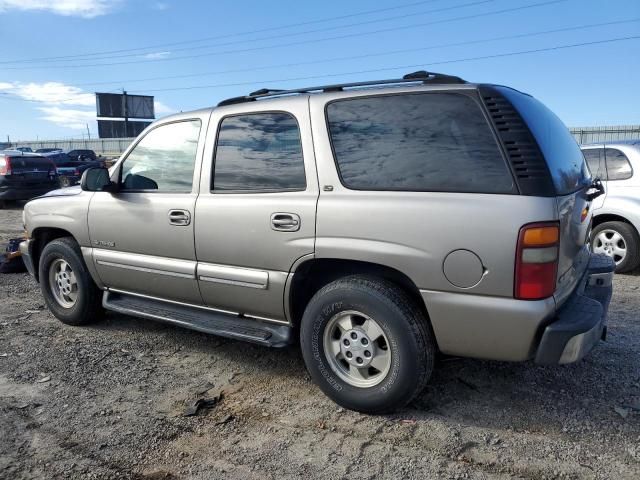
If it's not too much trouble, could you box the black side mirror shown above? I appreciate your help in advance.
[586,178,605,201]
[81,167,117,192]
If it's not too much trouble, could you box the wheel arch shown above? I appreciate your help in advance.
[30,227,78,282]
[288,258,431,329]
[592,213,638,233]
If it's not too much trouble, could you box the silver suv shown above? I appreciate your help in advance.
[581,141,640,273]
[20,72,614,413]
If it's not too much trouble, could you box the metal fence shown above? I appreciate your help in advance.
[6,125,640,156]
[569,125,640,144]
[7,138,136,157]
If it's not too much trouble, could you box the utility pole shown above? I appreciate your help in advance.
[123,90,129,138]
[86,123,91,140]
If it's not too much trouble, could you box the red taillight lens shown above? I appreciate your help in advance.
[74,168,80,176]
[0,156,12,175]
[515,222,559,300]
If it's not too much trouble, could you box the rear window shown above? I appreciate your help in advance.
[326,92,515,193]
[605,148,633,180]
[496,87,590,195]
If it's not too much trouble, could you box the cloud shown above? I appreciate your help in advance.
[154,100,174,115]
[2,80,173,131]
[37,106,95,130]
[0,0,118,18]
[142,51,171,60]
[0,82,94,106]
[1,81,96,129]
[153,2,169,10]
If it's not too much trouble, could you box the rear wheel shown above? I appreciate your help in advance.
[300,275,435,413]
[591,221,640,273]
[39,237,104,325]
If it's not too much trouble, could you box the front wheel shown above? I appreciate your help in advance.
[39,237,104,325]
[591,221,640,273]
[300,275,435,413]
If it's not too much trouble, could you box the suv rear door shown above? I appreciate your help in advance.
[194,97,318,322]
[496,87,593,304]
[1,153,56,187]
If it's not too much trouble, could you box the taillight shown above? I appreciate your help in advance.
[48,161,57,176]
[0,156,12,175]
[74,168,80,176]
[515,222,560,300]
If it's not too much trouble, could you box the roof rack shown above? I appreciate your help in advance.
[217,70,466,107]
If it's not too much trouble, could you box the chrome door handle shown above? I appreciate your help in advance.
[168,209,191,226]
[271,213,300,232]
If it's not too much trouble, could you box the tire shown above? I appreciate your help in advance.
[300,275,435,414]
[59,176,71,188]
[591,221,640,273]
[38,237,104,325]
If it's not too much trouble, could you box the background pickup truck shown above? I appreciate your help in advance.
[42,150,104,187]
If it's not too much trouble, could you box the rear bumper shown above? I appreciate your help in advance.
[535,254,615,365]
[19,239,36,278]
[0,182,58,200]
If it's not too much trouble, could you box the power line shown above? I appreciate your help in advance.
[1,0,497,65]
[2,36,636,105]
[1,0,568,70]
[71,19,639,89]
[0,0,448,64]
[122,36,640,94]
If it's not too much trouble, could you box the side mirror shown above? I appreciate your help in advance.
[81,167,117,192]
[586,178,605,201]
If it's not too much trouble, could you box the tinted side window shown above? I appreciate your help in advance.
[326,93,514,193]
[120,119,201,192]
[213,113,306,192]
[605,148,633,180]
[583,148,606,180]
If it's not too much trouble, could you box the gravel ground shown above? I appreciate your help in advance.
[0,203,639,480]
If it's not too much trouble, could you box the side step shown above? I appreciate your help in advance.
[103,290,292,347]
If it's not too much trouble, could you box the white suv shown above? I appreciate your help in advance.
[582,140,640,272]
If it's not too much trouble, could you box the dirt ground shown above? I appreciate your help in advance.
[1,202,639,480]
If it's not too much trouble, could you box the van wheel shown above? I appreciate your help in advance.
[39,237,104,325]
[300,275,435,414]
[592,221,640,273]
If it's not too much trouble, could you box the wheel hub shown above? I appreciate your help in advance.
[593,229,626,264]
[339,328,376,368]
[323,310,392,388]
[48,258,78,308]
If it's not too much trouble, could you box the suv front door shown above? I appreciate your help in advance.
[88,116,207,304]
[194,98,318,322]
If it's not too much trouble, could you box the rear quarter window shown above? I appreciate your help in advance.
[496,87,591,195]
[326,92,515,193]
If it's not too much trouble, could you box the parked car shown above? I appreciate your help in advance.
[0,150,58,208]
[20,71,614,413]
[581,141,640,273]
[35,148,63,154]
[14,147,33,153]
[41,151,103,187]
[67,149,98,162]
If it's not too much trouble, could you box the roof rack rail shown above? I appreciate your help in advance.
[217,70,466,107]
